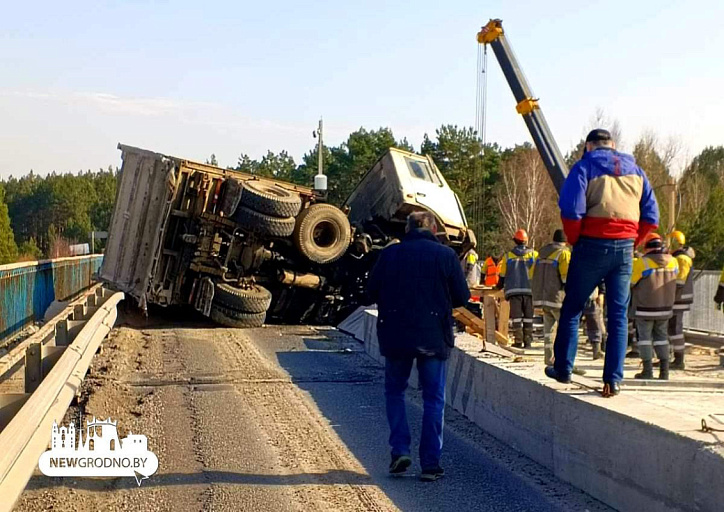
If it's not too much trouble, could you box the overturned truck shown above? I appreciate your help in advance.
[100,144,473,326]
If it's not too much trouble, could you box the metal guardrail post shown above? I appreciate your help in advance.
[24,343,41,393]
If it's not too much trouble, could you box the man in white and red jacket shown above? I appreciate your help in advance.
[545,129,659,397]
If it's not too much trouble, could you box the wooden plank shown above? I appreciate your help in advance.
[482,297,498,345]
[499,299,510,338]
[453,307,487,350]
[453,307,486,330]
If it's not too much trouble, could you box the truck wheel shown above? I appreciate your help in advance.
[234,206,296,237]
[210,304,266,328]
[240,181,302,218]
[214,283,271,314]
[293,204,351,264]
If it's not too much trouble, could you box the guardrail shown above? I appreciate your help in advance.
[0,286,123,512]
[0,255,103,342]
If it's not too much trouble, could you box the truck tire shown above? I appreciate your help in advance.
[214,283,271,314]
[293,204,351,264]
[240,181,302,218]
[234,206,296,237]
[210,304,266,328]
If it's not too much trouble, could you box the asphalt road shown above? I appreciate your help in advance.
[14,312,611,512]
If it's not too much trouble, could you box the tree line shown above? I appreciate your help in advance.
[0,122,722,269]
[0,168,117,262]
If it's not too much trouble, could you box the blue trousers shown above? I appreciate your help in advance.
[385,355,447,469]
[553,237,634,383]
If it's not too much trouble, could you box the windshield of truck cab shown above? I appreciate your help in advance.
[405,157,442,186]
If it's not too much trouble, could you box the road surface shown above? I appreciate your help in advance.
[14,310,610,511]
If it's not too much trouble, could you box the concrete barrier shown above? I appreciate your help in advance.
[0,255,103,342]
[359,309,723,512]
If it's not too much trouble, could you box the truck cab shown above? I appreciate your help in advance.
[344,148,473,250]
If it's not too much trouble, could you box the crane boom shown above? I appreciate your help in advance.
[477,19,568,193]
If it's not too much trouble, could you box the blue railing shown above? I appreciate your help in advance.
[0,255,103,342]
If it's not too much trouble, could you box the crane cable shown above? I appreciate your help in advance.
[473,42,489,241]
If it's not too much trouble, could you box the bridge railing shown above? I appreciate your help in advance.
[0,255,103,342]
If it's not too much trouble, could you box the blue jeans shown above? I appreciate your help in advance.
[553,237,634,383]
[385,355,447,469]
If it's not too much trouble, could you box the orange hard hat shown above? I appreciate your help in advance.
[642,232,662,245]
[513,229,528,244]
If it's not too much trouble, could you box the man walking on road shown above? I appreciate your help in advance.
[367,211,470,481]
[546,128,659,397]
[531,229,570,365]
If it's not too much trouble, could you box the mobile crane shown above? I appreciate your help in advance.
[477,19,569,192]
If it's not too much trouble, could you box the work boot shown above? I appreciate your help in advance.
[670,352,685,370]
[592,342,602,360]
[659,359,670,380]
[572,366,587,376]
[544,348,554,366]
[634,360,654,379]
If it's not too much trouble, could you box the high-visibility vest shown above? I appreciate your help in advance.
[483,257,499,287]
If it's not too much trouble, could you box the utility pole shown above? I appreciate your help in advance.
[314,118,327,192]
[667,176,677,233]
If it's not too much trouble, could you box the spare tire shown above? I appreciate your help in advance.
[234,206,296,237]
[210,304,266,328]
[293,204,352,264]
[240,181,302,218]
[219,178,243,217]
[214,283,271,313]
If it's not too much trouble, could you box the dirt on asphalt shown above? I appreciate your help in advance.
[14,312,397,512]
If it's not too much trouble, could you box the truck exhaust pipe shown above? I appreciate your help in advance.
[278,269,325,290]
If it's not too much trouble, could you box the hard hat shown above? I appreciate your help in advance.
[642,232,662,250]
[513,229,528,244]
[670,230,685,246]
[642,232,661,245]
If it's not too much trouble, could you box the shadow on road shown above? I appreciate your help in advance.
[24,468,373,491]
[271,331,582,512]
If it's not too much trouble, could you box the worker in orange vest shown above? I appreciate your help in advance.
[481,256,500,287]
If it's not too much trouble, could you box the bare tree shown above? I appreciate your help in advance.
[495,146,559,249]
[589,108,623,148]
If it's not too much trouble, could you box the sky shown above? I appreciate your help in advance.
[1,0,722,178]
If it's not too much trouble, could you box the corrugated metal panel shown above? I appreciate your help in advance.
[683,270,724,334]
[99,145,176,308]
[0,255,103,341]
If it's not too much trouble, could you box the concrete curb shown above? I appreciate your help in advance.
[359,309,723,512]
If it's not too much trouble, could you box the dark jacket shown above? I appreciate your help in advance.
[498,245,537,299]
[367,229,470,360]
[531,242,570,309]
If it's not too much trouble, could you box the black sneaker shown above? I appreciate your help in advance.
[544,365,571,384]
[420,466,445,482]
[389,455,412,475]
